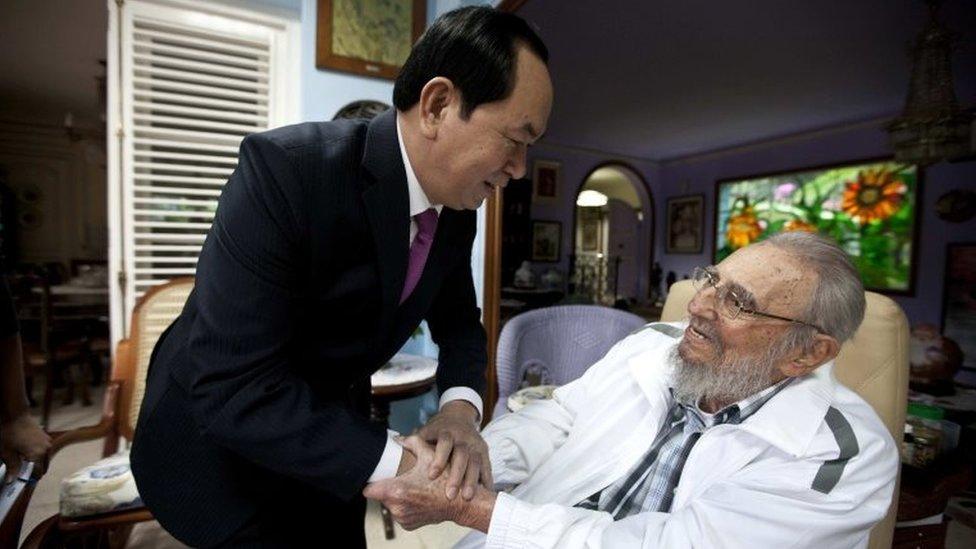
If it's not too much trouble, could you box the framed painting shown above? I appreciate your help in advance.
[666,194,704,254]
[316,0,426,80]
[532,160,560,203]
[714,158,920,294]
[942,243,976,384]
[531,220,561,262]
[578,208,601,252]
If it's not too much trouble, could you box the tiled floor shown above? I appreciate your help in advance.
[19,386,976,548]
[18,385,469,548]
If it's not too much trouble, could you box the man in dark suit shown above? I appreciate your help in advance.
[130,6,553,548]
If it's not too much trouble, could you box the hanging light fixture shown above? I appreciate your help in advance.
[576,190,608,207]
[887,0,973,165]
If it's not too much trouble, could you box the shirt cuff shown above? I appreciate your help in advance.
[485,491,527,548]
[439,386,484,422]
[367,429,403,482]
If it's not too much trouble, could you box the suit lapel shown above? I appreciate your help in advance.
[361,109,410,322]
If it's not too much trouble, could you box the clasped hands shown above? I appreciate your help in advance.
[363,401,496,532]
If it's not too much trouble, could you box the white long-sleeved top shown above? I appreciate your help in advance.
[456,323,899,548]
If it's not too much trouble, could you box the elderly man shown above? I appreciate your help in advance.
[366,232,899,548]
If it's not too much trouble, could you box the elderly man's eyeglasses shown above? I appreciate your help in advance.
[691,267,825,333]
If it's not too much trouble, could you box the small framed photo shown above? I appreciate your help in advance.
[531,220,561,262]
[532,160,560,202]
[666,194,704,254]
[578,208,602,252]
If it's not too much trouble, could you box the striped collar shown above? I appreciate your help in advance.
[672,376,797,427]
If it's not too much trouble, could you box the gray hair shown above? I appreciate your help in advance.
[761,232,866,348]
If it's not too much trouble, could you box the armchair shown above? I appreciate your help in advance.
[19,277,194,548]
[493,305,646,419]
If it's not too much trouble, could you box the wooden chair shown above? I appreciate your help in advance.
[0,463,44,549]
[20,277,194,549]
[9,273,92,428]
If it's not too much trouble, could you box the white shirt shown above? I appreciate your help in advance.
[456,323,898,548]
[366,115,484,482]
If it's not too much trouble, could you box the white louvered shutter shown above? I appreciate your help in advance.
[107,0,299,346]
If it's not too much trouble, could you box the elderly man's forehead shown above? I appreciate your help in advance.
[720,244,812,302]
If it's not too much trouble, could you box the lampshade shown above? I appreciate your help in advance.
[576,190,608,207]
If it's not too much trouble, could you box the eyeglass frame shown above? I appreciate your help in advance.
[691,266,827,334]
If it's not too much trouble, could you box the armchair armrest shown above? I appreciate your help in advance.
[45,380,121,467]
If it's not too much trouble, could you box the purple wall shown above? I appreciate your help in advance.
[525,144,661,289]
[656,121,976,327]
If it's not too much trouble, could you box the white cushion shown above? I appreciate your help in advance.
[60,450,142,518]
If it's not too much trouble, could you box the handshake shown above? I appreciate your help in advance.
[363,403,497,533]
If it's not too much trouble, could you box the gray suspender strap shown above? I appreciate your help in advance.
[630,323,684,339]
[811,406,860,494]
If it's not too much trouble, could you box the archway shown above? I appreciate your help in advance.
[571,163,654,307]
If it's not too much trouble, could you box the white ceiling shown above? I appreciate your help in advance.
[582,167,642,208]
[3,0,973,161]
[0,0,108,127]
[519,0,976,161]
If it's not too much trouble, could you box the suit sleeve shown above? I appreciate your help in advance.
[173,133,387,501]
[424,236,488,398]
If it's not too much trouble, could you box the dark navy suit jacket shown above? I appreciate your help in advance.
[130,109,487,547]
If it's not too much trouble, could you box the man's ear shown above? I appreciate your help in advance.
[418,77,455,139]
[780,333,840,378]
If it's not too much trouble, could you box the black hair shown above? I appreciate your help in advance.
[393,6,548,119]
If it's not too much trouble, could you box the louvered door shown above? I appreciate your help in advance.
[108,0,298,344]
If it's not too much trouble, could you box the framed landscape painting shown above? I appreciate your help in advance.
[316,0,426,80]
[715,159,920,294]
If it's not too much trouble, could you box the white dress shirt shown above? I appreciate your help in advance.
[366,115,485,482]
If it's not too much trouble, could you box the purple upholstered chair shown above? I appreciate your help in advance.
[492,305,646,419]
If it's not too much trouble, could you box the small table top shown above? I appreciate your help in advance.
[31,285,109,297]
[371,353,437,398]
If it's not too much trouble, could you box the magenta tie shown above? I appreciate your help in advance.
[400,208,439,304]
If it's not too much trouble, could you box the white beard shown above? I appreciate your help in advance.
[669,342,782,409]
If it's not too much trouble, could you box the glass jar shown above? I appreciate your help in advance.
[906,402,944,467]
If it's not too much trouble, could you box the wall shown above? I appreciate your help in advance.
[300,0,494,122]
[527,143,661,298]
[0,120,107,268]
[655,119,976,326]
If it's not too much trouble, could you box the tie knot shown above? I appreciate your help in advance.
[414,208,438,234]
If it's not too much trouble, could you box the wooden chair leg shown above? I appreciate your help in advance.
[381,504,396,540]
[42,362,55,429]
[20,515,62,549]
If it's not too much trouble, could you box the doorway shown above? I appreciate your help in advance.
[571,163,654,307]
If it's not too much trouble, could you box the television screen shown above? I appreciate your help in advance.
[715,160,919,293]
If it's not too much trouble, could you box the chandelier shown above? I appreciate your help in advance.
[887,0,973,165]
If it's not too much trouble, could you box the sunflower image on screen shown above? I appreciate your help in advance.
[716,160,918,292]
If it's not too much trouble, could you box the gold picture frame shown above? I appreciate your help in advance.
[316,0,427,80]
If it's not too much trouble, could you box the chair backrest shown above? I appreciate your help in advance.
[114,277,194,442]
[494,305,646,419]
[661,279,909,549]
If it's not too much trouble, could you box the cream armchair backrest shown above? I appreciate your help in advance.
[661,280,909,549]
[120,277,195,442]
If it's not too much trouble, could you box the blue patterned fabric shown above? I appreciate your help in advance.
[60,450,142,518]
